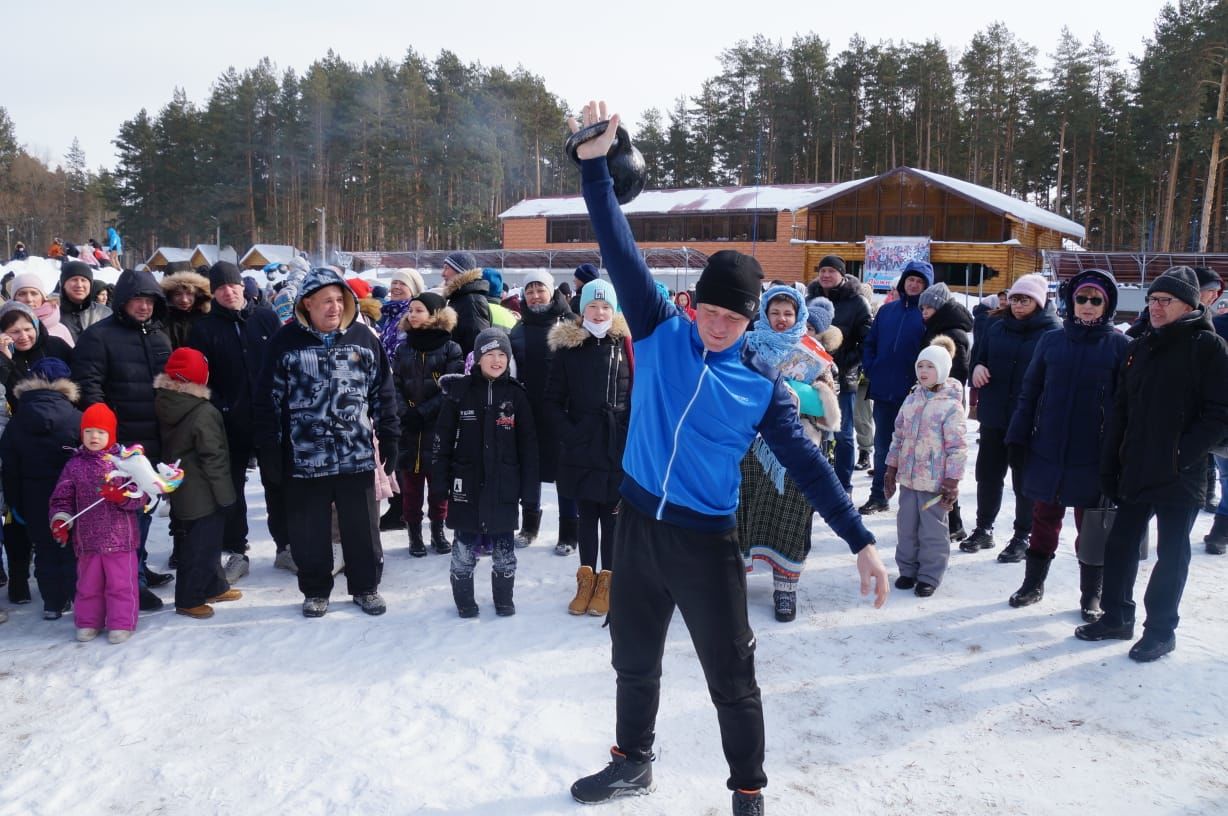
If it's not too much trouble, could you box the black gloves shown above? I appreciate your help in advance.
[379,437,398,475]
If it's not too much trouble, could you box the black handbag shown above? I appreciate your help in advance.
[1079,500,1150,566]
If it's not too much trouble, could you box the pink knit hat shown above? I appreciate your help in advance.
[1007,274,1048,305]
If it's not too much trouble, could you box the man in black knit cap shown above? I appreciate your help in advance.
[566,100,888,816]
[1077,266,1228,661]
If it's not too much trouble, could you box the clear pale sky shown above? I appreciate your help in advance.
[6,0,1166,171]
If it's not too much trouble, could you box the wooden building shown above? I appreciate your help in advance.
[498,167,1084,291]
[144,247,194,272]
[189,244,239,270]
[239,244,299,270]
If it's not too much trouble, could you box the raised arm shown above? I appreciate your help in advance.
[571,101,676,340]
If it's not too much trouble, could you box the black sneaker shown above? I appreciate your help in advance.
[997,535,1028,563]
[352,592,387,616]
[571,748,654,804]
[949,526,968,543]
[144,567,175,588]
[1128,633,1175,662]
[858,497,889,515]
[139,587,164,611]
[733,789,765,816]
[1074,619,1134,641]
[959,528,994,553]
[773,590,796,622]
[894,575,916,590]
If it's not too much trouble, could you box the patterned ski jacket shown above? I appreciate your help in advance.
[885,378,967,493]
[253,268,399,479]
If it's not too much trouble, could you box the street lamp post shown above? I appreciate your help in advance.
[210,216,220,251]
[5,226,12,260]
[315,206,327,266]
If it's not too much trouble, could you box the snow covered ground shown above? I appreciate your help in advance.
[2,423,1226,816]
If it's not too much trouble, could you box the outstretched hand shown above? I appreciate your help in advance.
[567,100,621,161]
[857,544,890,608]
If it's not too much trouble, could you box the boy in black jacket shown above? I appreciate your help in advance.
[432,327,540,617]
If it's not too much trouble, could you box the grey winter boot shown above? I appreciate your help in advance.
[1204,514,1228,555]
[997,532,1029,563]
[514,507,542,548]
[492,571,516,616]
[1008,550,1051,607]
[451,573,479,618]
[1078,561,1104,622]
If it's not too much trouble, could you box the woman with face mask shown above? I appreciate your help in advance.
[543,279,632,617]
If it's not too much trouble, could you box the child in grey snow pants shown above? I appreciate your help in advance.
[896,488,951,588]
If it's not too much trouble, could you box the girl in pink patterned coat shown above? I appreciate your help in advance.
[49,404,147,644]
[883,336,967,596]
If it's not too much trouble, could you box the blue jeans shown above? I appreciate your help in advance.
[834,389,856,492]
[451,531,516,578]
[870,399,903,502]
[1100,502,1198,639]
[1216,454,1228,515]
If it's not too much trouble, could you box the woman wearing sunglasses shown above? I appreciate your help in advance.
[1002,270,1129,619]
[964,274,1062,560]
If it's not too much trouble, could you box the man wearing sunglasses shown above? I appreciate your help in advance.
[1077,266,1228,661]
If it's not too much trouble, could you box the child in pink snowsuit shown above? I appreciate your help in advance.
[49,404,146,644]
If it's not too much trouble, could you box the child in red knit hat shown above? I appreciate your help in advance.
[49,402,148,643]
[154,348,239,619]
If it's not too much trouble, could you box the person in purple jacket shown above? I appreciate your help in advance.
[565,100,888,816]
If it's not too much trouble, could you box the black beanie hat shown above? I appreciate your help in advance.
[816,255,846,276]
[694,250,764,320]
[574,263,599,285]
[1149,266,1201,309]
[60,260,93,287]
[1194,266,1223,292]
[209,261,244,293]
[414,291,446,315]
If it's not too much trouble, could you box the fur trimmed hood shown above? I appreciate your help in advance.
[12,375,79,403]
[817,325,843,354]
[358,297,383,324]
[442,268,488,299]
[160,271,213,314]
[398,305,458,334]
[546,314,630,351]
[153,373,212,401]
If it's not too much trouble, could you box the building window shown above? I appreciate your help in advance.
[546,212,776,244]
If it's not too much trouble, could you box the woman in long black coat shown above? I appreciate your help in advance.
[0,302,74,412]
[1005,269,1129,620]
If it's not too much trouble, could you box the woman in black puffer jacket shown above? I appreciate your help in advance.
[393,293,464,556]
[543,280,632,618]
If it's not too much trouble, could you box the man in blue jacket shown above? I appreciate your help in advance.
[566,101,888,816]
[859,262,932,513]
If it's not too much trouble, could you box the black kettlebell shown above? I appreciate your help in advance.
[565,120,647,205]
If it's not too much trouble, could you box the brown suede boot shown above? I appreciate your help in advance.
[587,570,613,617]
[207,589,243,603]
[568,566,596,615]
[176,604,215,619]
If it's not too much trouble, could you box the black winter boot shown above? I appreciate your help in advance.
[854,449,871,471]
[515,506,542,548]
[555,517,580,556]
[451,573,478,618]
[1204,456,1218,513]
[492,570,516,616]
[430,520,452,554]
[379,501,406,531]
[408,525,427,558]
[4,529,31,604]
[1008,550,1051,607]
[1204,514,1228,555]
[732,789,765,815]
[1078,561,1104,622]
[571,748,654,803]
[948,502,967,542]
[997,532,1029,563]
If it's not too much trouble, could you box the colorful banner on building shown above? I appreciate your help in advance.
[864,236,931,290]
